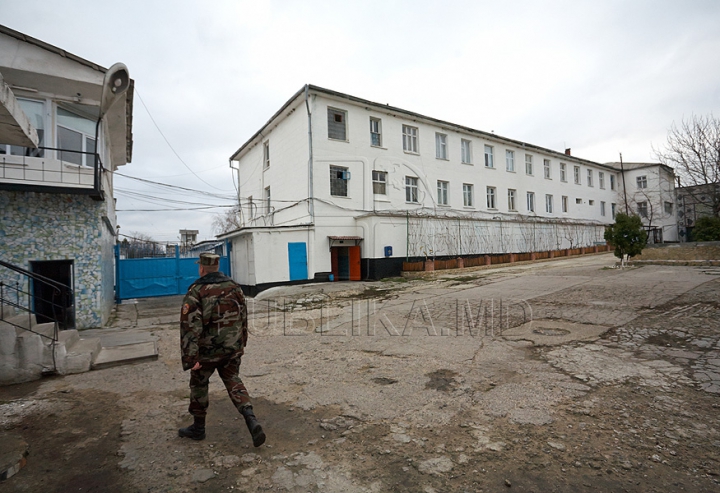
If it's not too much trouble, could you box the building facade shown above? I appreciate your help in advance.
[608,162,678,243]
[0,25,133,328]
[223,85,626,292]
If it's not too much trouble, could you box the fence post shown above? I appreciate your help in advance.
[114,244,121,303]
[176,247,181,295]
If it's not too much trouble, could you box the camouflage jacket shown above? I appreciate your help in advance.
[180,272,248,371]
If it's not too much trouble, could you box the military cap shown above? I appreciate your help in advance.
[197,253,220,266]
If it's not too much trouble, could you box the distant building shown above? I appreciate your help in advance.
[180,229,199,245]
[676,183,720,241]
[605,162,678,243]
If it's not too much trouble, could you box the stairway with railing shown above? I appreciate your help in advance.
[0,259,105,384]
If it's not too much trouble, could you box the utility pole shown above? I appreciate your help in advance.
[620,152,629,215]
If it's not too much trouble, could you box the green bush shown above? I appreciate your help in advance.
[693,216,720,241]
[604,213,648,260]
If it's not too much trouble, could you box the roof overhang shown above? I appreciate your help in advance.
[0,72,38,147]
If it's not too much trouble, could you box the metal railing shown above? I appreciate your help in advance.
[0,146,104,198]
[0,259,74,337]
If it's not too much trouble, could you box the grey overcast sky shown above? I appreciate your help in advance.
[4,0,720,242]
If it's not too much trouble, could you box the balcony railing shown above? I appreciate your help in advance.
[0,146,104,200]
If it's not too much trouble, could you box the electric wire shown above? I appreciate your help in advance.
[134,88,231,192]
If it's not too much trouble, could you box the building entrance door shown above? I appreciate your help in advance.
[330,246,361,281]
[30,259,74,329]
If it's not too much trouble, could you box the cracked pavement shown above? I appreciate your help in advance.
[2,253,720,493]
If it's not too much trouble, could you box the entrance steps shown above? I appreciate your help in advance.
[0,315,158,386]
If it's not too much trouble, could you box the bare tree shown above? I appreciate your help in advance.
[121,232,165,258]
[654,114,720,217]
[212,205,243,235]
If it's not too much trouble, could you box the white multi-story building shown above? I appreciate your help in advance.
[607,162,678,243]
[223,85,624,292]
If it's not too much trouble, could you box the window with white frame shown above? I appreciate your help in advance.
[589,199,595,205]
[560,163,567,182]
[636,175,647,189]
[372,170,387,195]
[611,203,617,218]
[545,194,553,213]
[637,201,648,217]
[506,150,515,171]
[264,186,271,214]
[664,201,673,214]
[484,145,494,168]
[601,201,606,216]
[370,117,382,147]
[463,183,474,207]
[327,107,347,140]
[525,154,533,175]
[508,189,517,211]
[263,141,270,168]
[610,174,616,190]
[574,166,581,184]
[486,186,496,209]
[599,172,605,189]
[527,191,535,212]
[436,133,448,159]
[406,176,419,202]
[587,169,593,187]
[544,159,551,179]
[562,195,568,213]
[461,139,472,164]
[402,125,418,153]
[576,198,583,204]
[330,165,350,196]
[57,107,96,166]
[437,180,449,205]
[1,98,45,157]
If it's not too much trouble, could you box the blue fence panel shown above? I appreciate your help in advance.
[117,257,177,299]
[116,246,231,300]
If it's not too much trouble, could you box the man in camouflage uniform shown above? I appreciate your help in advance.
[178,253,265,447]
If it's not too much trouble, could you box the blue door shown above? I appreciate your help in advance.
[288,242,308,281]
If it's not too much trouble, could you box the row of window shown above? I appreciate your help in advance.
[0,98,99,167]
[322,107,618,190]
[336,166,613,216]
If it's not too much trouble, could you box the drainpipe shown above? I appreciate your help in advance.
[305,85,314,221]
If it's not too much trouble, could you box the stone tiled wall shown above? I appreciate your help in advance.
[0,191,114,329]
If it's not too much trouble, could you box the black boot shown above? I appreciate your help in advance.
[178,416,206,440]
[241,406,266,447]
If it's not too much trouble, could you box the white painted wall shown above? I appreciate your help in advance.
[617,165,678,242]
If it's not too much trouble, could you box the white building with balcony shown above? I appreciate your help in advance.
[222,85,624,293]
[0,25,133,328]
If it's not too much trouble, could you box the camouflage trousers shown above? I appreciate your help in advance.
[188,356,252,418]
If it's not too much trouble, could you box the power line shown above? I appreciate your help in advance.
[114,171,236,200]
[134,88,231,192]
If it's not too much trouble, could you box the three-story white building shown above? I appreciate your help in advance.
[223,85,623,292]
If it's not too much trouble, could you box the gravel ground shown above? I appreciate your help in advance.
[1,254,720,493]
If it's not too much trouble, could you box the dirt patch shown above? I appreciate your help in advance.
[425,369,458,392]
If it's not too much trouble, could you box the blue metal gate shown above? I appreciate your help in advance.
[115,246,231,300]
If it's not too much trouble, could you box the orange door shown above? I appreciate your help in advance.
[348,246,361,281]
[330,247,339,280]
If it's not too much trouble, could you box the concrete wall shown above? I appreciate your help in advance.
[0,191,112,328]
